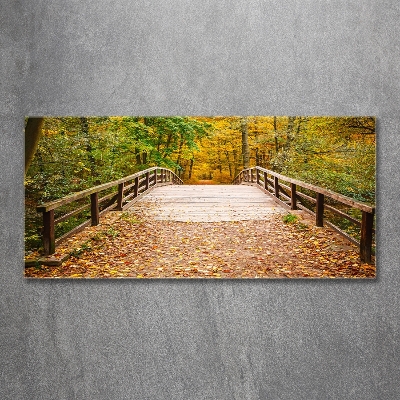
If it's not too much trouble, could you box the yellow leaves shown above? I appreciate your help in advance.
[25,209,375,279]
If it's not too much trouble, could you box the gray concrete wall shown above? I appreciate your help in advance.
[2,1,399,398]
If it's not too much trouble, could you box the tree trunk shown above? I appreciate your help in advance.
[188,158,194,179]
[175,134,184,169]
[286,116,295,149]
[233,149,240,177]
[80,117,95,175]
[225,150,232,177]
[274,116,279,153]
[241,117,249,169]
[135,148,142,165]
[163,133,173,156]
[25,117,44,175]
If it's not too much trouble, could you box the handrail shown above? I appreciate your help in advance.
[233,166,375,263]
[37,167,183,255]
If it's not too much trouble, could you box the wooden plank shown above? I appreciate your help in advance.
[324,204,361,227]
[253,167,374,212]
[276,184,291,200]
[99,191,118,204]
[263,171,268,191]
[316,193,324,227]
[236,167,374,213]
[325,221,360,246]
[43,210,55,255]
[124,190,138,203]
[279,192,291,202]
[37,167,158,212]
[296,204,360,246]
[265,177,274,188]
[360,211,374,262]
[116,183,124,210]
[131,185,285,222]
[274,176,279,198]
[123,181,136,192]
[291,183,297,210]
[122,184,167,210]
[101,193,118,210]
[54,203,90,224]
[296,190,316,203]
[134,177,139,198]
[90,193,99,226]
[55,219,92,245]
[36,167,183,212]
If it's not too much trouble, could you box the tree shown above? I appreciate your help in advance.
[241,117,249,169]
[25,117,44,174]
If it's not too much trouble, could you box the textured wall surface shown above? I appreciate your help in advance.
[2,1,399,399]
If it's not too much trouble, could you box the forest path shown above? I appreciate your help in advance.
[26,184,375,278]
[129,184,284,222]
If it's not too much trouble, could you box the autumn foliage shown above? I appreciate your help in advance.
[25,116,375,265]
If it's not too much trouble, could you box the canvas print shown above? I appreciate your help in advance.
[24,116,376,278]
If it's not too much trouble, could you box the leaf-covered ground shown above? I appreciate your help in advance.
[25,209,375,279]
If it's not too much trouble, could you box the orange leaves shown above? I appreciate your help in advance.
[25,210,375,279]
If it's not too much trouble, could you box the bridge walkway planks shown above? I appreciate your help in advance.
[129,184,285,222]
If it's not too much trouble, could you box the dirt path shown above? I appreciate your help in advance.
[25,208,375,279]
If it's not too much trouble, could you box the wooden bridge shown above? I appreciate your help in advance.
[34,166,375,264]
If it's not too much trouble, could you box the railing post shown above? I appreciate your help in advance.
[153,170,157,186]
[134,176,139,198]
[145,172,150,190]
[160,169,163,183]
[91,193,99,226]
[43,210,55,255]
[256,169,260,185]
[274,176,279,198]
[116,183,124,210]
[264,172,268,191]
[360,211,374,263]
[316,193,324,227]
[291,183,297,210]
[250,169,254,183]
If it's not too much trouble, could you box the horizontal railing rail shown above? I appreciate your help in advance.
[37,167,183,255]
[233,166,375,263]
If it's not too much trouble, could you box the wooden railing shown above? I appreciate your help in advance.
[233,166,375,263]
[37,167,183,255]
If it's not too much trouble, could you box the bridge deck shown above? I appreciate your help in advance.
[26,183,375,278]
[130,184,284,222]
